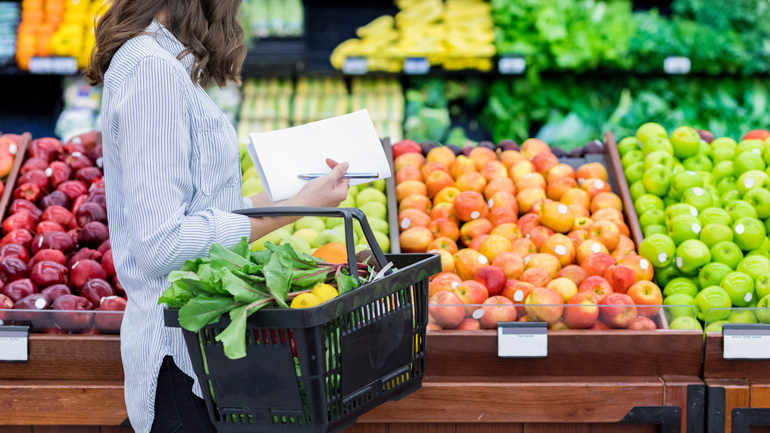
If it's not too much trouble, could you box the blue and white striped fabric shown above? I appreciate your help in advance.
[101,19,252,433]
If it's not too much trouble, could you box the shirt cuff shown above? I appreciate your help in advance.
[242,196,253,209]
[212,209,252,247]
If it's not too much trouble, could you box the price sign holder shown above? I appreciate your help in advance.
[29,57,78,75]
[403,57,430,75]
[499,56,526,75]
[498,322,547,358]
[664,56,691,75]
[0,325,29,363]
[342,57,368,75]
[723,323,770,360]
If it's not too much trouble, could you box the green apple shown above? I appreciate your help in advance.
[695,286,732,322]
[280,235,311,254]
[721,190,741,208]
[668,214,702,245]
[728,309,758,324]
[629,181,647,201]
[373,230,391,253]
[699,207,732,227]
[295,217,326,233]
[663,195,679,207]
[618,136,641,156]
[699,262,733,289]
[625,162,645,185]
[670,171,703,200]
[699,224,734,248]
[720,271,755,307]
[242,177,265,197]
[682,187,713,213]
[737,170,770,196]
[682,155,713,173]
[242,166,259,182]
[644,150,676,171]
[332,224,360,244]
[765,217,770,236]
[673,163,686,175]
[743,188,770,219]
[642,166,673,197]
[325,217,343,229]
[355,244,370,253]
[656,261,685,288]
[763,145,770,166]
[637,123,668,148]
[670,126,701,159]
[734,151,766,176]
[644,225,667,237]
[666,203,699,221]
[356,188,387,207]
[712,136,738,150]
[293,228,319,246]
[368,218,389,235]
[639,209,666,230]
[725,201,758,222]
[756,274,770,300]
[700,140,711,156]
[676,239,711,274]
[635,194,665,216]
[737,255,770,282]
[622,150,643,169]
[664,277,699,298]
[705,320,730,332]
[757,295,770,324]
[664,294,697,320]
[710,241,744,270]
[339,194,356,208]
[359,179,386,192]
[313,229,347,248]
[251,228,291,251]
[737,139,765,155]
[669,316,703,330]
[642,136,674,158]
[241,152,255,172]
[733,217,767,251]
[360,202,387,220]
[711,147,736,164]
[640,233,676,268]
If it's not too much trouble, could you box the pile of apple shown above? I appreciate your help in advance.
[0,132,126,334]
[390,139,666,331]
[239,144,391,254]
[620,124,770,330]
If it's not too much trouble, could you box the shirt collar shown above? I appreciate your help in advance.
[145,19,194,75]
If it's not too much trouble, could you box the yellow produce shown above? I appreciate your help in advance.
[290,293,321,309]
[311,283,339,303]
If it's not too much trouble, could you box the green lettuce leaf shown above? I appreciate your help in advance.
[178,297,241,332]
[263,251,292,308]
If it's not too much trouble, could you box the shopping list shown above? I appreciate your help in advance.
[247,109,392,202]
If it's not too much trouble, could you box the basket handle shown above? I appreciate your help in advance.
[232,207,388,285]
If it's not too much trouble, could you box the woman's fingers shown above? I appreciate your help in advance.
[326,158,339,170]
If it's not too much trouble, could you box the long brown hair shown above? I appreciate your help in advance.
[85,0,246,88]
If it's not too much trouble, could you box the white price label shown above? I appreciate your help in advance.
[403,57,430,75]
[0,326,29,362]
[342,57,368,75]
[664,56,691,75]
[723,324,770,360]
[29,57,78,75]
[498,57,526,75]
[498,322,547,358]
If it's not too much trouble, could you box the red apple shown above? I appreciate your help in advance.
[429,291,465,329]
[626,281,662,318]
[70,259,107,290]
[603,264,638,295]
[473,266,507,296]
[628,316,657,330]
[480,296,517,328]
[578,276,614,301]
[562,292,599,329]
[599,293,637,329]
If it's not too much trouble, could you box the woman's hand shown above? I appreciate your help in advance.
[290,158,350,208]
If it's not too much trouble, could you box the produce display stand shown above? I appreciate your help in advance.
[703,314,770,433]
[358,135,706,433]
[381,137,400,254]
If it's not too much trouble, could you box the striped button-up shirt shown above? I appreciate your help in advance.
[101,20,252,433]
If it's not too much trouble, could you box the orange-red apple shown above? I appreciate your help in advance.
[525,225,554,248]
[626,281,662,317]
[429,291,465,328]
[460,218,493,246]
[510,160,535,183]
[400,227,433,253]
[428,218,460,241]
[456,171,487,194]
[396,166,422,184]
[453,191,488,222]
[524,287,565,325]
[394,153,425,172]
[396,180,427,202]
[500,149,526,170]
[590,192,623,213]
[452,280,489,314]
[620,254,654,282]
[547,277,578,302]
[516,172,546,191]
[525,252,561,277]
[578,276,614,301]
[399,194,432,214]
[478,234,512,262]
[568,230,589,248]
[531,151,559,175]
[581,252,616,277]
[425,171,455,198]
[560,188,591,210]
[489,191,518,214]
[434,186,461,205]
[426,146,456,169]
[454,249,488,280]
[489,208,518,226]
[599,293,637,329]
[480,296,517,328]
[540,233,576,267]
[556,265,588,286]
[480,160,508,181]
[398,209,431,231]
[429,272,462,296]
[581,178,611,198]
[474,265,507,296]
[468,234,489,251]
[546,163,577,183]
[511,238,537,257]
[547,176,578,200]
[490,222,523,243]
[517,213,540,234]
[450,155,477,179]
[421,161,451,179]
[456,318,481,330]
[539,201,575,233]
[603,264,637,295]
[502,280,534,316]
[576,162,608,182]
[469,147,497,170]
[484,177,515,200]
[492,252,524,279]
[628,316,658,330]
[576,239,609,264]
[427,237,459,255]
[520,267,552,288]
[563,292,599,329]
[520,139,550,159]
[588,220,620,251]
[430,202,458,223]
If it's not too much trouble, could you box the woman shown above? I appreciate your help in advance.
[85,1,349,432]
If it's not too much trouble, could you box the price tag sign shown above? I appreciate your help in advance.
[723,324,770,360]
[498,322,547,358]
[342,57,368,75]
[29,57,78,75]
[403,57,430,75]
[664,56,691,75]
[0,325,29,362]
[499,56,526,75]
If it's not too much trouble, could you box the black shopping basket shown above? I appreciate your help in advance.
[165,207,442,433]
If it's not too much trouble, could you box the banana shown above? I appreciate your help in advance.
[356,15,394,38]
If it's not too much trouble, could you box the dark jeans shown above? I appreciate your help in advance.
[150,356,217,433]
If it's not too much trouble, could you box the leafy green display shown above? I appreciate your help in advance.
[159,238,374,359]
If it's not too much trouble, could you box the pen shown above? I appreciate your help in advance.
[298,173,379,180]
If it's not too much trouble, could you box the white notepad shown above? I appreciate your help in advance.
[247,110,392,202]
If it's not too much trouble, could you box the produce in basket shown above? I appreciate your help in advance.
[391,138,665,330]
[619,124,770,327]
[0,134,125,332]
[159,238,383,359]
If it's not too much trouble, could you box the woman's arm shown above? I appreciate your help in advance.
[119,57,253,279]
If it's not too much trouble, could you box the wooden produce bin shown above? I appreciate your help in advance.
[361,134,705,433]
[704,332,770,433]
[0,133,131,432]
